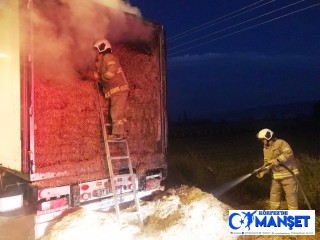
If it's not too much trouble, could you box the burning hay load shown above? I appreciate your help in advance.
[0,1,167,231]
[33,43,165,187]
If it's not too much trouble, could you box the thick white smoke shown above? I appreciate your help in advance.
[28,0,149,84]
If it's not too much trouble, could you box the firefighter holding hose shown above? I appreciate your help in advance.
[256,128,299,210]
[93,39,129,140]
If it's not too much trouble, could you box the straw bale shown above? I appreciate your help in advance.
[34,80,104,180]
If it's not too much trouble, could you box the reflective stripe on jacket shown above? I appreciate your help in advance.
[263,139,299,179]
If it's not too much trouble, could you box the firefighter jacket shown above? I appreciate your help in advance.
[96,53,128,96]
[263,139,299,179]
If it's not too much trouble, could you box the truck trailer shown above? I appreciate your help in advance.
[0,0,167,237]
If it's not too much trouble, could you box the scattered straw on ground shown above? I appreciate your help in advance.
[41,185,236,240]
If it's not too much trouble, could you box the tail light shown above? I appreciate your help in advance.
[81,184,89,191]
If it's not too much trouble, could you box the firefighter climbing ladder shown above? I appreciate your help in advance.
[97,85,143,225]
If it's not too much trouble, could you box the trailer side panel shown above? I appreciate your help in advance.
[0,0,22,171]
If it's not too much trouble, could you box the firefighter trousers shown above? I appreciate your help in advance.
[110,90,128,136]
[270,176,298,210]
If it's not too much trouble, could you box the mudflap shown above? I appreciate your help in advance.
[138,175,146,191]
[70,184,80,207]
[26,185,38,209]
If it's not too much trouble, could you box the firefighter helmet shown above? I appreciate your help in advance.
[256,128,274,140]
[94,39,112,53]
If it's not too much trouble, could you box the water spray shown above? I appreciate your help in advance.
[212,173,252,197]
[210,163,272,197]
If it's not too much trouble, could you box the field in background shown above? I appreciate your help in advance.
[165,118,320,211]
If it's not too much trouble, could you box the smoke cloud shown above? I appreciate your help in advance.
[92,0,141,16]
[26,0,150,84]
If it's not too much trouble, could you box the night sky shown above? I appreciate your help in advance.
[130,0,320,120]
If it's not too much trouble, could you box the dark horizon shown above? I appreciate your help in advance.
[169,99,320,122]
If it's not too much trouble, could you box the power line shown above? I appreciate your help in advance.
[168,0,274,42]
[168,0,305,51]
[168,2,320,57]
[168,0,269,41]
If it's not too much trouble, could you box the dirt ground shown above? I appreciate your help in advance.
[0,204,35,240]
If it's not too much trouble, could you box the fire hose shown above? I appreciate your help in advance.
[279,163,312,210]
[251,163,312,210]
[251,163,272,175]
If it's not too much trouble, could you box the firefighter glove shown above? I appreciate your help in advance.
[256,171,265,178]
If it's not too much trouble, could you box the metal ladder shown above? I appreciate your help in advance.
[97,88,143,225]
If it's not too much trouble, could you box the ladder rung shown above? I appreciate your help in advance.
[110,156,129,160]
[104,123,111,127]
